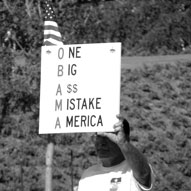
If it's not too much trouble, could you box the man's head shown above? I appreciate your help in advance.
[95,134,124,167]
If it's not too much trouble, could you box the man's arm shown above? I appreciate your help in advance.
[119,141,152,188]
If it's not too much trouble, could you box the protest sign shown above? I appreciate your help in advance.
[39,43,121,134]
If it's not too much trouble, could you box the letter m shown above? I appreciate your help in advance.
[55,99,62,111]
[66,116,73,127]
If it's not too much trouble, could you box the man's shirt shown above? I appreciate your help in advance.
[78,160,153,191]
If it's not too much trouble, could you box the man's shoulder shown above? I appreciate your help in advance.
[81,163,102,179]
[84,163,102,173]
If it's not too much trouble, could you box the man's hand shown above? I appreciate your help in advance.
[97,114,130,146]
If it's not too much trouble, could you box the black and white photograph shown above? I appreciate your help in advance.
[0,0,191,191]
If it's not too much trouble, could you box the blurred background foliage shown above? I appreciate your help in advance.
[1,0,191,55]
[0,0,191,190]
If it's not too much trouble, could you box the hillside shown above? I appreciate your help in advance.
[120,61,191,191]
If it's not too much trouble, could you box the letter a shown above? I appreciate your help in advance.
[97,115,103,126]
[56,84,62,96]
[55,117,61,128]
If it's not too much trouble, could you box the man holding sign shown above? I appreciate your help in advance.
[41,1,153,190]
[78,114,153,191]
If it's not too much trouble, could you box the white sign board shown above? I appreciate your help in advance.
[39,43,121,134]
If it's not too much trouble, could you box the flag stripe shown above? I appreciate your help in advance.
[44,20,58,27]
[43,41,57,46]
[43,38,63,46]
[44,34,62,42]
[44,29,62,37]
[44,25,60,33]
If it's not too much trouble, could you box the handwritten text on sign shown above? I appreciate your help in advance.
[39,43,121,134]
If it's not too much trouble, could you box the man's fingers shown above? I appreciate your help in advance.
[96,132,117,142]
[116,114,125,121]
[97,132,107,137]
[113,121,123,128]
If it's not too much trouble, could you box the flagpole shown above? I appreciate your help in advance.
[70,149,74,191]
[45,135,54,191]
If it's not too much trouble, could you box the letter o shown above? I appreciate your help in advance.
[58,48,64,59]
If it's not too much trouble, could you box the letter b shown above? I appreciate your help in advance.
[58,65,64,76]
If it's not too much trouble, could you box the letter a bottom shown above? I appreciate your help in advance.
[55,117,61,128]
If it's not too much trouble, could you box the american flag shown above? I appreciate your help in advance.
[43,0,63,46]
